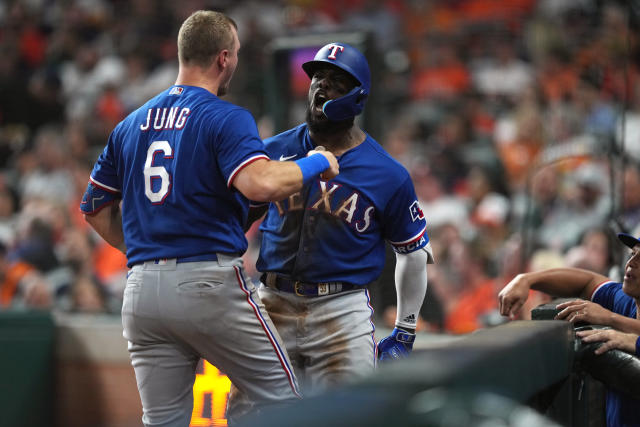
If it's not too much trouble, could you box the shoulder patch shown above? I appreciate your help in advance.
[409,200,424,222]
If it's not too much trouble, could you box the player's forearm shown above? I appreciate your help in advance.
[233,159,304,201]
[234,153,336,202]
[524,268,607,300]
[609,313,640,335]
[253,160,307,201]
[394,250,429,331]
[84,203,127,253]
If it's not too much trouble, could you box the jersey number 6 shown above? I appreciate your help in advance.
[144,140,173,204]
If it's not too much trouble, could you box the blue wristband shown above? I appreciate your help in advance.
[636,335,640,357]
[295,154,330,184]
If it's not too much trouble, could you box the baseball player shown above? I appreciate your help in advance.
[499,232,640,427]
[232,43,433,408]
[80,11,338,427]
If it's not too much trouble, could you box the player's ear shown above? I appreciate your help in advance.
[216,49,229,70]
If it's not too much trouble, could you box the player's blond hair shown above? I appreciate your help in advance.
[177,10,237,69]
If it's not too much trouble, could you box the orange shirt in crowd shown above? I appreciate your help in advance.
[0,261,34,307]
[92,241,127,283]
[410,64,471,101]
[445,278,497,334]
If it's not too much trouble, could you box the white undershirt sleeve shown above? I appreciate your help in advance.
[394,246,431,329]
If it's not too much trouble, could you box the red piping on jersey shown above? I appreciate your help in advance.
[89,177,121,194]
[227,155,270,188]
[589,280,616,301]
[389,225,427,246]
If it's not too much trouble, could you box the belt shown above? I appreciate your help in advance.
[176,253,220,263]
[261,272,358,297]
[146,253,239,265]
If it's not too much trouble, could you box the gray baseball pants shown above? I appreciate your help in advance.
[228,285,376,415]
[122,255,300,427]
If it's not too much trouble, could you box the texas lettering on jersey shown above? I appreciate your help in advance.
[272,181,375,233]
[256,124,429,286]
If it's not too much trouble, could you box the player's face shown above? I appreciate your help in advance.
[622,244,640,299]
[218,26,240,97]
[306,66,356,132]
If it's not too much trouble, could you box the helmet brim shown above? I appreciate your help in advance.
[302,59,363,87]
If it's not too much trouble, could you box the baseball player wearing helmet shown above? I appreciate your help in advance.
[80,11,339,427]
[231,43,433,407]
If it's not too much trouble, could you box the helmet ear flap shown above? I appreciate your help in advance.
[322,86,366,121]
[356,88,368,104]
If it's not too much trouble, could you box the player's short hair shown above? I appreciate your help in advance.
[178,10,237,69]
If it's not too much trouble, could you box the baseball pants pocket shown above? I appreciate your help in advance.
[121,273,142,342]
[176,278,224,293]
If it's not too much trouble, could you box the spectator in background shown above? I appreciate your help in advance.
[466,164,511,275]
[472,35,533,103]
[536,47,578,104]
[620,162,640,233]
[410,37,471,104]
[18,125,74,205]
[443,239,499,334]
[0,238,53,310]
[565,226,618,278]
[616,83,640,162]
[0,182,17,248]
[425,113,472,193]
[493,84,546,191]
[572,73,618,142]
[57,228,111,313]
[537,162,611,252]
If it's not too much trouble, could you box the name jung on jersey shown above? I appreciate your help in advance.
[140,107,191,131]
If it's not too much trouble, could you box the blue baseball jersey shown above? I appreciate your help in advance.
[256,124,429,286]
[83,85,268,267]
[591,281,639,427]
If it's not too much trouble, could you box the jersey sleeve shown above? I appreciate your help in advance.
[383,175,429,254]
[592,281,637,316]
[89,129,122,194]
[215,108,269,188]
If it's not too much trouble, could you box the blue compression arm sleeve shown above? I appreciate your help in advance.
[295,154,330,184]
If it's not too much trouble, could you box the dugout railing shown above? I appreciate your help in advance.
[238,306,640,427]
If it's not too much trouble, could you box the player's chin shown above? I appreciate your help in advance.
[306,108,328,128]
[622,278,640,299]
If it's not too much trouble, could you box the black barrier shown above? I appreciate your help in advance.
[532,300,640,405]
[237,321,574,427]
[532,301,640,400]
[575,328,640,401]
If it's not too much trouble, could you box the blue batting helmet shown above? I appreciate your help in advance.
[302,43,370,121]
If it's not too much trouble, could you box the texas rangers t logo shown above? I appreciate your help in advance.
[409,200,424,222]
[327,45,344,60]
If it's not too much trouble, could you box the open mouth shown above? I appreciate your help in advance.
[313,92,328,113]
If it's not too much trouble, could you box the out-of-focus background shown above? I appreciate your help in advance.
[0,0,638,426]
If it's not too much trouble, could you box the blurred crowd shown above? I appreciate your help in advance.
[1,0,639,334]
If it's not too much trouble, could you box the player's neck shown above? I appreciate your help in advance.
[310,126,365,157]
[175,66,221,96]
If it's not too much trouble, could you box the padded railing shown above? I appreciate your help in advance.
[239,320,578,427]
